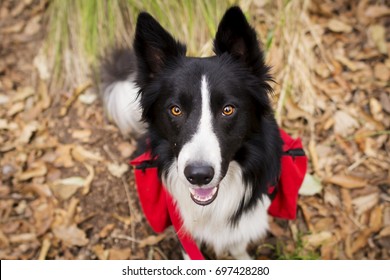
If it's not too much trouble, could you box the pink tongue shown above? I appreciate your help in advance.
[194,188,214,197]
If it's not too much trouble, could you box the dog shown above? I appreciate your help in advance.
[101,6,285,259]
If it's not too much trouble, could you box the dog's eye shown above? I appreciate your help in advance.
[170,105,182,117]
[222,105,235,116]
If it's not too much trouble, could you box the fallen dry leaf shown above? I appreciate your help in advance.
[107,162,129,178]
[363,137,380,156]
[324,174,367,189]
[24,14,41,36]
[308,138,320,173]
[369,98,383,122]
[9,233,37,243]
[138,234,166,248]
[37,79,51,109]
[324,188,341,208]
[117,141,136,158]
[1,220,20,235]
[0,229,10,249]
[78,92,97,105]
[374,63,390,82]
[31,198,54,236]
[368,25,387,54]
[71,129,92,142]
[303,231,333,248]
[269,220,286,237]
[23,183,52,198]
[0,119,8,129]
[54,145,74,168]
[92,244,109,260]
[379,226,390,238]
[99,224,115,239]
[71,145,103,163]
[81,163,94,195]
[327,19,352,33]
[341,189,353,214]
[0,185,11,197]
[1,21,25,33]
[14,200,27,215]
[334,54,366,72]
[299,173,323,196]
[112,213,133,225]
[351,229,371,254]
[299,202,314,232]
[50,177,85,200]
[7,102,24,116]
[17,121,39,144]
[17,162,47,181]
[365,5,390,18]
[313,218,335,233]
[285,95,310,120]
[333,111,359,137]
[0,94,10,105]
[369,205,383,233]
[12,87,34,102]
[353,193,379,216]
[52,224,89,247]
[109,248,131,260]
[380,92,390,114]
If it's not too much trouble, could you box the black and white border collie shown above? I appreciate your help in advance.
[101,6,283,259]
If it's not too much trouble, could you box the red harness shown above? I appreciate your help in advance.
[130,129,307,260]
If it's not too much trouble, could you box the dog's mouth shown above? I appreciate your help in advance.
[189,186,219,206]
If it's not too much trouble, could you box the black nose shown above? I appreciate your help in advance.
[184,164,214,185]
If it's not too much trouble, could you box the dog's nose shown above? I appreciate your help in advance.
[184,164,214,185]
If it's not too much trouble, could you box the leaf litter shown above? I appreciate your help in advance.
[0,0,389,260]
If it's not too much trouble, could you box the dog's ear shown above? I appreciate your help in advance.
[134,12,186,86]
[214,7,266,76]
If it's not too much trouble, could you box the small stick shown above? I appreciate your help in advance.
[59,81,92,117]
[38,237,51,260]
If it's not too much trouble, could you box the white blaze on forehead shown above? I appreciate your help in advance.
[177,75,222,186]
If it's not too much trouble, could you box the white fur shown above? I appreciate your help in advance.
[102,75,147,137]
[177,75,222,187]
[166,75,269,259]
[105,74,270,259]
[163,160,270,259]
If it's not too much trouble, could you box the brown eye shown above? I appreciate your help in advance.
[222,105,235,116]
[170,106,182,116]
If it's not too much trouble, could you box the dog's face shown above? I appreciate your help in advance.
[134,7,273,206]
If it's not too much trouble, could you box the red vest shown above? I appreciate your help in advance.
[130,129,307,260]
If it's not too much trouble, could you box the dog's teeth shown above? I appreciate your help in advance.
[189,188,196,196]
[195,194,212,201]
[189,187,218,202]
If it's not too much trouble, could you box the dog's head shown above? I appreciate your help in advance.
[134,7,279,206]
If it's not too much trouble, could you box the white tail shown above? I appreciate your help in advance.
[102,74,147,138]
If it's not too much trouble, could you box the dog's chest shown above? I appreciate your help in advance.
[164,161,270,254]
[180,193,269,252]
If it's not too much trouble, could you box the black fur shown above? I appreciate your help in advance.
[103,6,283,226]
[100,48,137,88]
[133,7,283,224]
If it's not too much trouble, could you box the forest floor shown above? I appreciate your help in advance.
[0,0,389,259]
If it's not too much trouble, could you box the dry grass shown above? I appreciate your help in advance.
[44,0,322,123]
[44,0,242,88]
[254,0,320,125]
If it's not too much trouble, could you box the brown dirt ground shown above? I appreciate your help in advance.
[0,0,389,260]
